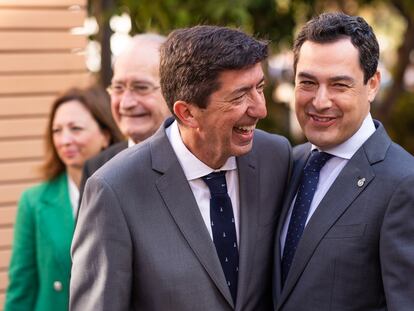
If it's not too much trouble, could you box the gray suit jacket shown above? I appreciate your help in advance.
[70,118,292,311]
[273,121,414,311]
[77,140,128,214]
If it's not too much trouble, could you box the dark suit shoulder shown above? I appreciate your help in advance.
[85,141,128,173]
[93,137,153,184]
[79,141,128,204]
[291,143,312,168]
[253,128,291,152]
[250,129,292,166]
[362,122,414,178]
[254,128,288,142]
[389,141,414,165]
[251,129,292,180]
[376,141,414,178]
[292,142,311,155]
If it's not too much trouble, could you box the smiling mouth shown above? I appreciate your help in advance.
[123,113,150,118]
[234,124,256,134]
[310,114,336,123]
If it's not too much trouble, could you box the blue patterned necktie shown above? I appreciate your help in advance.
[281,150,333,286]
[202,171,239,304]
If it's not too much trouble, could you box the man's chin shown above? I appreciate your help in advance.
[232,142,253,157]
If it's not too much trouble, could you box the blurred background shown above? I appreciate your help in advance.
[0,0,413,308]
[86,0,414,152]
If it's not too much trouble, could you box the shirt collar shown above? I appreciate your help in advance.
[166,120,237,181]
[128,138,135,147]
[67,174,79,214]
[312,113,376,160]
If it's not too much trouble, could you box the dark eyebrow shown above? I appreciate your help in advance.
[228,77,265,98]
[297,72,355,84]
[297,72,317,80]
[329,75,355,84]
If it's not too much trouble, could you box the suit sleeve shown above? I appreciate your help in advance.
[70,176,132,311]
[380,174,414,310]
[4,191,39,311]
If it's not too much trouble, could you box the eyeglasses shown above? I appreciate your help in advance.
[107,82,160,96]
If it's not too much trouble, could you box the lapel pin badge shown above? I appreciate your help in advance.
[357,177,366,188]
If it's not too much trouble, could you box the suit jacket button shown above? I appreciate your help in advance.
[53,281,62,292]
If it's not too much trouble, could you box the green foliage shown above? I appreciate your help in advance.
[116,0,253,34]
[114,0,320,51]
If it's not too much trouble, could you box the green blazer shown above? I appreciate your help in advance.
[4,172,74,311]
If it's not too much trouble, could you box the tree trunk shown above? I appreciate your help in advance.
[92,0,114,88]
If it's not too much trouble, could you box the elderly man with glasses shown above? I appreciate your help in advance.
[77,34,171,207]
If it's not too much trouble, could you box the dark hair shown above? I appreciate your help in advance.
[41,85,124,181]
[293,12,379,83]
[160,25,268,113]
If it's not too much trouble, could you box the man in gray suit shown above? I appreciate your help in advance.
[273,12,414,310]
[70,25,292,311]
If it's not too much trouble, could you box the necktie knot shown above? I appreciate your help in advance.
[304,151,333,173]
[202,171,228,196]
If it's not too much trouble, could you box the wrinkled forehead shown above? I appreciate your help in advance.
[113,44,161,79]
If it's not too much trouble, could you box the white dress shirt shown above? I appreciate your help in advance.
[280,113,376,254]
[166,120,240,243]
[67,174,79,217]
[128,138,135,147]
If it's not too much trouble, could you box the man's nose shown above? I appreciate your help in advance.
[247,90,267,119]
[312,86,332,111]
[119,90,138,110]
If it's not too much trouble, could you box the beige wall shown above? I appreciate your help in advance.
[0,0,89,308]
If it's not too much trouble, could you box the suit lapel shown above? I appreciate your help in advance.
[151,119,234,308]
[234,151,258,308]
[38,173,74,273]
[277,122,391,309]
[274,144,310,299]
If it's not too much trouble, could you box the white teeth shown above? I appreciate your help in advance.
[236,125,255,131]
[313,116,332,122]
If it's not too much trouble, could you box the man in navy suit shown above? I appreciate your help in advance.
[273,12,414,311]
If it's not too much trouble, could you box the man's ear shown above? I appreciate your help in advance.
[173,101,199,128]
[368,70,381,103]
